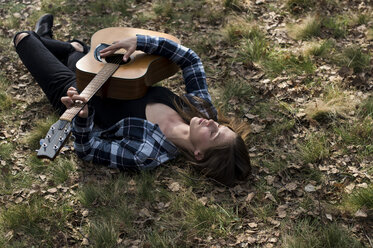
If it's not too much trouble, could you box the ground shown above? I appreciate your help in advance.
[0,0,372,247]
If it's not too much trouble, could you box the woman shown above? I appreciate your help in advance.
[14,14,251,186]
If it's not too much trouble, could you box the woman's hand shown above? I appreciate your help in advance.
[99,36,137,62]
[61,87,89,118]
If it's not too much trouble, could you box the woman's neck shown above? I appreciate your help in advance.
[145,103,194,152]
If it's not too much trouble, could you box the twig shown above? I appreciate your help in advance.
[364,230,373,248]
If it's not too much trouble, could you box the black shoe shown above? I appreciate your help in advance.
[34,14,54,38]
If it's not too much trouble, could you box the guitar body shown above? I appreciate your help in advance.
[75,27,180,100]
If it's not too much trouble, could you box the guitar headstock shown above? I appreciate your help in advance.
[37,120,72,160]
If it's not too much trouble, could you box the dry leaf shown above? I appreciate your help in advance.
[198,197,208,206]
[354,209,367,218]
[47,188,58,193]
[248,222,258,228]
[285,182,297,191]
[276,205,287,218]
[139,208,151,218]
[265,191,277,203]
[81,238,89,246]
[304,184,316,192]
[345,183,355,194]
[168,182,180,192]
[325,213,333,221]
[250,123,266,133]
[245,192,255,203]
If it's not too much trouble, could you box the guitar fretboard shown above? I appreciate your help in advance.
[60,63,120,122]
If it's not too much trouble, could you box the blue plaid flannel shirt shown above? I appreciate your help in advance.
[72,34,217,170]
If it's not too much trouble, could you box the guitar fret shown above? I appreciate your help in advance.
[60,63,120,122]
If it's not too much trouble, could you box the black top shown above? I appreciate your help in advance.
[90,86,181,129]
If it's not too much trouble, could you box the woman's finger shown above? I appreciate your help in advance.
[123,47,135,62]
[61,96,74,108]
[71,95,88,103]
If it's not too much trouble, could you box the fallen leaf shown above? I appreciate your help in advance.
[345,183,355,194]
[285,182,297,191]
[198,197,208,206]
[245,192,255,203]
[250,123,266,133]
[276,204,287,218]
[265,191,277,203]
[325,213,333,221]
[304,184,316,192]
[354,209,367,218]
[81,238,89,246]
[168,182,180,192]
[139,208,151,218]
[248,222,258,228]
[47,188,58,193]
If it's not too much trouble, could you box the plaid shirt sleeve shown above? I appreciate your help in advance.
[136,35,217,119]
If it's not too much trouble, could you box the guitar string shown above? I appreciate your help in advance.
[62,54,124,120]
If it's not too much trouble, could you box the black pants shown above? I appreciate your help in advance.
[14,31,87,113]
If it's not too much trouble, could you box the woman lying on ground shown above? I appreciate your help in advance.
[13,14,251,186]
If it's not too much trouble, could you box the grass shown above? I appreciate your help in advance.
[298,132,330,164]
[334,45,371,73]
[282,219,366,248]
[221,17,260,44]
[220,79,255,114]
[358,96,373,118]
[322,15,348,39]
[50,157,75,184]
[0,196,72,247]
[238,35,268,63]
[162,191,237,238]
[25,115,59,150]
[2,0,372,247]
[236,32,316,77]
[263,51,315,77]
[288,15,322,40]
[0,74,13,115]
[286,0,316,14]
[0,143,13,162]
[89,220,118,248]
[153,0,175,19]
[77,171,237,246]
[333,117,373,153]
[345,185,373,210]
[305,39,335,57]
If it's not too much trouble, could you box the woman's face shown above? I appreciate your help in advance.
[189,117,236,159]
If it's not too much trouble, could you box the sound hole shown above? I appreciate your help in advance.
[105,54,131,65]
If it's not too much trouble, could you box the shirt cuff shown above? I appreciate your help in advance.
[136,34,147,50]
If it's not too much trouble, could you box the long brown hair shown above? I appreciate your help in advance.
[175,96,251,186]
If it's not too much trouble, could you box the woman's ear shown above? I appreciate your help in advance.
[194,150,204,161]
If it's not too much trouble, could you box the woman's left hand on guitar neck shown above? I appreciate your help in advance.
[61,87,89,118]
[99,36,137,62]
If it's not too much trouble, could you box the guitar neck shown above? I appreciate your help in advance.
[60,63,120,122]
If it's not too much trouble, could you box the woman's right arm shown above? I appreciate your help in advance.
[100,35,212,102]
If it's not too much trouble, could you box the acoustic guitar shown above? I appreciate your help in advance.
[37,27,180,160]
